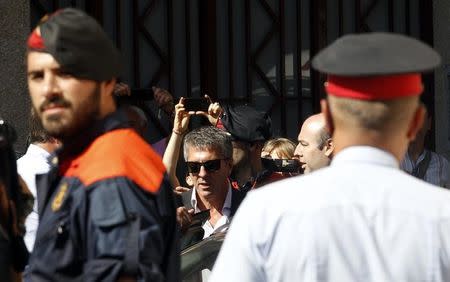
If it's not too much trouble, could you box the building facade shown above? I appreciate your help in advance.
[2,0,449,159]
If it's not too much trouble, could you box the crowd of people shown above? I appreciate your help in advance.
[1,6,450,282]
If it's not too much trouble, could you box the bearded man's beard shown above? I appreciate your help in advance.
[36,83,101,141]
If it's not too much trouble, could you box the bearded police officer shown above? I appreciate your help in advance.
[25,9,178,281]
[210,33,450,282]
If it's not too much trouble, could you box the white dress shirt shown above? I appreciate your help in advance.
[191,185,232,238]
[401,149,450,188]
[210,146,450,282]
[17,144,52,252]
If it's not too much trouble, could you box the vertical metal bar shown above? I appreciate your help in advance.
[245,0,251,103]
[355,0,361,32]
[418,0,435,149]
[115,0,121,50]
[310,0,327,111]
[228,0,234,100]
[198,0,217,100]
[279,0,286,136]
[132,0,140,87]
[405,0,410,35]
[296,0,303,124]
[167,0,173,93]
[338,0,344,36]
[185,0,192,97]
[388,0,394,32]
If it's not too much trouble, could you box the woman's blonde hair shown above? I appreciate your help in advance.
[262,138,296,159]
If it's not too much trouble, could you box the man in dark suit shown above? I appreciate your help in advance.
[178,126,246,238]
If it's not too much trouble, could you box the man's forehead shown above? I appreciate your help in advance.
[27,51,60,68]
[298,123,322,143]
[187,146,220,156]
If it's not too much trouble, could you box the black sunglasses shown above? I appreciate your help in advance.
[186,159,225,174]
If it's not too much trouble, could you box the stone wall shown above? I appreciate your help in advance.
[0,1,30,155]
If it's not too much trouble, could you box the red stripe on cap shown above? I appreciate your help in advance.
[325,74,423,100]
[27,30,45,50]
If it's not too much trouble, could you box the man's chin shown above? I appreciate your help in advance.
[42,120,72,140]
[196,187,213,198]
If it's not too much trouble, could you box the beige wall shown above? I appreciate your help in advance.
[433,0,450,158]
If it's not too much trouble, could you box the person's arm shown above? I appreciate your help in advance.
[163,98,192,189]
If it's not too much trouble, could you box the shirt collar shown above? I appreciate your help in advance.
[27,143,52,158]
[406,148,429,165]
[191,183,233,214]
[27,144,53,166]
[331,146,399,168]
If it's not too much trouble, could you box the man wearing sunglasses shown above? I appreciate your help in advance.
[179,126,246,238]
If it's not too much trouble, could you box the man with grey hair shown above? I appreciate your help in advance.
[294,113,334,173]
[178,126,246,238]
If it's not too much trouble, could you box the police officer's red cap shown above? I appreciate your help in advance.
[311,32,441,100]
[27,8,122,82]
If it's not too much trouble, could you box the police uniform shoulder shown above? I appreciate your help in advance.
[65,128,166,193]
[312,32,441,76]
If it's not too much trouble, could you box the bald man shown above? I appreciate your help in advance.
[294,113,334,173]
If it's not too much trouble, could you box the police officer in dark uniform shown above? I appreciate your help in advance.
[25,9,179,281]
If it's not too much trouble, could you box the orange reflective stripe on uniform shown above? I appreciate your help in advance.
[62,128,166,193]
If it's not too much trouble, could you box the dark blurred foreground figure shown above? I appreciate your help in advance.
[211,33,450,281]
[25,8,178,281]
[0,118,33,282]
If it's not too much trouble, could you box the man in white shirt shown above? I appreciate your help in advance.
[211,33,450,282]
[400,108,450,187]
[17,111,60,252]
[179,126,246,238]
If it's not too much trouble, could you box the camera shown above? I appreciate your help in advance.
[261,158,301,173]
[183,97,210,112]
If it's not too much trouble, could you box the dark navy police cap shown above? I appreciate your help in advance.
[27,8,122,82]
[312,32,441,77]
[311,32,441,100]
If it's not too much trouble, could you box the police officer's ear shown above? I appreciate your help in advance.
[406,102,426,142]
[101,78,117,97]
[321,99,334,137]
